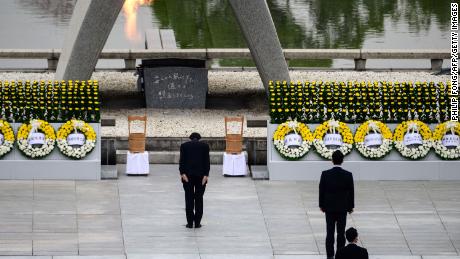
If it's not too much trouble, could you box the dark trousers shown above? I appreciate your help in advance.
[182,175,206,225]
[325,212,347,257]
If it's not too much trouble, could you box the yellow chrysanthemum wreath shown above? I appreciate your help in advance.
[0,120,15,158]
[432,121,460,160]
[313,120,354,159]
[57,119,97,159]
[393,120,432,159]
[17,119,56,158]
[273,120,314,160]
[354,120,393,159]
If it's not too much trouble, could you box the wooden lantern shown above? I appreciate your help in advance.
[128,115,147,153]
[225,116,244,154]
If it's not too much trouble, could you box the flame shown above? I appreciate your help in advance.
[122,0,153,42]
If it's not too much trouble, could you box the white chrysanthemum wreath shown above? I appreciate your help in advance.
[432,121,460,160]
[313,120,354,159]
[354,120,393,159]
[393,120,432,160]
[273,119,314,160]
[0,120,15,158]
[57,119,97,159]
[17,119,56,159]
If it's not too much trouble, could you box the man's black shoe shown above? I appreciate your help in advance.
[186,224,193,228]
[195,224,202,228]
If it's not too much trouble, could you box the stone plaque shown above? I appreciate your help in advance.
[142,60,208,109]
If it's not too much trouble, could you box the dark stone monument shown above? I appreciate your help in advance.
[139,59,208,109]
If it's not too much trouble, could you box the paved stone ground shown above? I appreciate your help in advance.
[0,165,459,259]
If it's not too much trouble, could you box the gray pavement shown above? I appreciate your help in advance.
[0,164,459,258]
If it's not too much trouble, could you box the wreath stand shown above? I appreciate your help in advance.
[223,116,247,176]
[0,123,101,180]
[268,122,460,181]
[126,115,149,175]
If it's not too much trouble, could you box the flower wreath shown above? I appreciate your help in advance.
[57,119,97,159]
[393,120,432,160]
[0,120,15,158]
[17,119,56,158]
[432,121,460,160]
[354,120,393,159]
[313,120,353,159]
[273,119,314,160]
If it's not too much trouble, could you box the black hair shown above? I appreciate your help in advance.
[345,227,358,242]
[332,150,344,165]
[189,132,201,140]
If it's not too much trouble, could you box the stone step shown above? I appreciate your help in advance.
[114,137,230,151]
[159,29,177,49]
[145,28,162,49]
[116,150,248,164]
[250,165,269,180]
[2,254,455,258]
[103,137,267,165]
[101,165,117,179]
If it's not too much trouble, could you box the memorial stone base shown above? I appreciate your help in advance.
[0,123,101,180]
[268,122,460,181]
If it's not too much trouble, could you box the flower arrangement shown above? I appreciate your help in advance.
[268,81,450,124]
[354,120,393,159]
[313,119,353,159]
[0,119,15,158]
[393,120,432,159]
[273,119,314,160]
[57,119,97,159]
[432,121,460,160]
[17,119,56,158]
[0,80,100,123]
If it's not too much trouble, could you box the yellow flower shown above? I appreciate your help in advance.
[0,120,15,142]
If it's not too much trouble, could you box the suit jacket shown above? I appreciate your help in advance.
[179,139,210,177]
[335,243,368,259]
[319,166,354,213]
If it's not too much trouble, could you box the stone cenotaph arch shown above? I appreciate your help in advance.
[55,0,290,92]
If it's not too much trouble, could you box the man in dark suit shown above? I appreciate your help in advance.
[319,150,354,259]
[179,132,210,228]
[335,227,369,259]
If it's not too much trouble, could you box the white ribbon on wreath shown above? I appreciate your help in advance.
[72,119,85,134]
[328,120,340,134]
[28,119,41,139]
[367,121,381,134]
[406,122,419,134]
[287,119,298,134]
[446,121,457,135]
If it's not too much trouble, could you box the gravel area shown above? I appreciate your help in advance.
[0,71,450,137]
[0,71,449,95]
[101,108,267,138]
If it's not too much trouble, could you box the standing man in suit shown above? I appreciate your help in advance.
[319,150,355,259]
[335,227,369,259]
[179,132,210,228]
